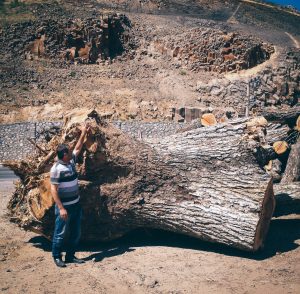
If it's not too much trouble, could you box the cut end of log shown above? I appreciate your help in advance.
[28,177,53,220]
[273,141,288,155]
[201,113,217,126]
[253,179,275,251]
[295,115,300,131]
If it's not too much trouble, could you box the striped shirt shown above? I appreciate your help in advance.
[50,152,80,206]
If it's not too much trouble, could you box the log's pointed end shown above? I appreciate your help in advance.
[253,178,275,251]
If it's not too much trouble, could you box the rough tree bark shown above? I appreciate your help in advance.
[281,138,300,184]
[261,106,300,126]
[6,111,295,252]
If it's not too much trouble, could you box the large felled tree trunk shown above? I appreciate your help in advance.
[6,111,284,252]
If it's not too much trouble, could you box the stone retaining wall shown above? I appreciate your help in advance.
[114,121,186,142]
[196,49,300,115]
[0,121,186,161]
[0,122,63,161]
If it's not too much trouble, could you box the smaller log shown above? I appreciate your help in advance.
[261,106,300,126]
[176,119,288,145]
[281,138,300,184]
[266,123,290,145]
[274,183,300,217]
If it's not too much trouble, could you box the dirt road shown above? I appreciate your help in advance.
[0,175,299,294]
[242,0,300,17]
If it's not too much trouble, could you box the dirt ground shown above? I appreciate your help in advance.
[0,180,299,294]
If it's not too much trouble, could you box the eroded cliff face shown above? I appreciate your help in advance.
[1,14,135,64]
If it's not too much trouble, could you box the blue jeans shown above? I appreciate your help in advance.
[52,203,82,259]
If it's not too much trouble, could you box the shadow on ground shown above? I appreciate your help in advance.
[29,217,300,262]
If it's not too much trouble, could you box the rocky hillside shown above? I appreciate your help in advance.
[148,28,274,73]
[0,0,299,123]
[2,13,135,64]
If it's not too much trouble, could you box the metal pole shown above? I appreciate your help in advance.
[34,122,37,155]
[245,80,250,117]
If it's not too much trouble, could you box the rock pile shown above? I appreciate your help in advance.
[149,28,274,73]
[196,49,300,112]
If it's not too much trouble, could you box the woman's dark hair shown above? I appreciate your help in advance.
[57,144,69,160]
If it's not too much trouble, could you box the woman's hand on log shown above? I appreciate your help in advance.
[59,208,68,221]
